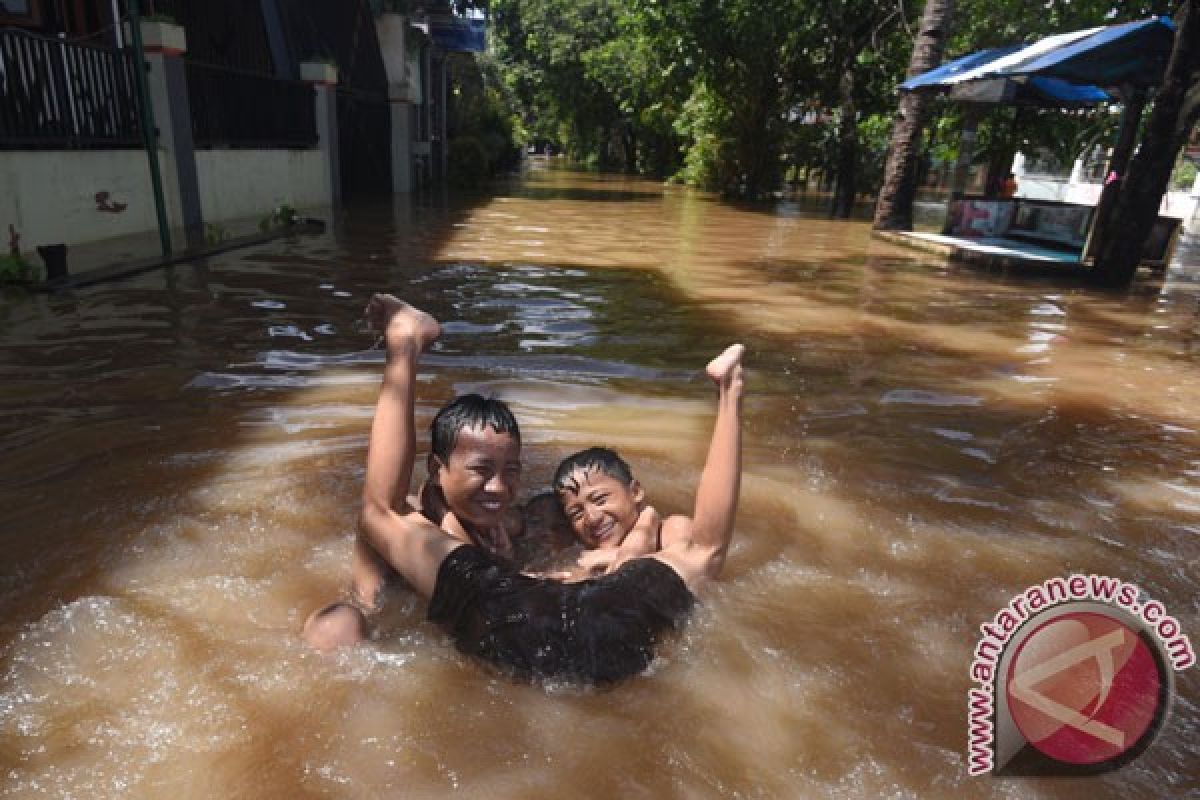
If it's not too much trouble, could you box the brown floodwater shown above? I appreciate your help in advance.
[1,165,1197,798]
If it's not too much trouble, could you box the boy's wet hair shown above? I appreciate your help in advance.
[431,394,520,460]
[552,447,633,494]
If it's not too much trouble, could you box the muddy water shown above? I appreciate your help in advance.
[1,166,1197,798]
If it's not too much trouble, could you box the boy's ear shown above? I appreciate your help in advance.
[427,453,443,484]
[630,479,645,507]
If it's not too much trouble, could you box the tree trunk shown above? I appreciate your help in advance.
[623,124,638,174]
[873,0,955,230]
[739,87,779,199]
[1081,88,1147,261]
[831,67,858,218]
[1093,0,1200,286]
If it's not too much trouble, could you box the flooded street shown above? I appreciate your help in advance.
[1,166,1197,798]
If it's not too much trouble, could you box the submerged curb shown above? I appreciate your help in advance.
[33,218,327,293]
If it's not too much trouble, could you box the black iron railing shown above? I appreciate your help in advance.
[186,61,316,149]
[337,86,391,197]
[149,0,275,75]
[0,28,141,149]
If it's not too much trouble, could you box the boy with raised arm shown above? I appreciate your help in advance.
[545,348,745,580]
[335,294,744,684]
[302,314,525,650]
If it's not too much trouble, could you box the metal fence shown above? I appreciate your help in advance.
[0,28,141,149]
[186,61,316,149]
[337,86,391,197]
[149,0,275,75]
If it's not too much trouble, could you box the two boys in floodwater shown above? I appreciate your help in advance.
[303,294,743,685]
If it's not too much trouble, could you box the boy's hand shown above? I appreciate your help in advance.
[573,506,662,577]
[576,548,620,575]
[613,505,660,565]
[633,505,662,536]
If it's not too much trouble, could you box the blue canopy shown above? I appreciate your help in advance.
[430,17,486,53]
[1026,76,1111,104]
[900,46,1023,92]
[899,17,1176,107]
[1014,17,1174,89]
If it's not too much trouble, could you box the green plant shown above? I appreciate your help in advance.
[258,204,299,232]
[1172,160,1197,191]
[0,253,40,283]
[673,82,737,192]
[205,223,230,246]
[448,135,491,188]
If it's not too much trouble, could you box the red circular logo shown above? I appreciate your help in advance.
[1005,611,1164,766]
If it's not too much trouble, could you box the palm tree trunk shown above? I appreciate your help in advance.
[873,0,955,230]
[1092,0,1200,286]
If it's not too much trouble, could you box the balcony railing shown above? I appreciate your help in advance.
[0,28,141,149]
[186,61,316,149]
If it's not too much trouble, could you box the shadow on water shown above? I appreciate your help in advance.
[0,167,1197,797]
[0,189,489,629]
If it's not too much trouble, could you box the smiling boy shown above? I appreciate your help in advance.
[303,351,525,651]
[551,345,745,579]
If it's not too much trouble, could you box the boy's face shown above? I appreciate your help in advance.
[430,426,521,529]
[556,468,644,549]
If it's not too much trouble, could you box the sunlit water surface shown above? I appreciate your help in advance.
[1,167,1197,798]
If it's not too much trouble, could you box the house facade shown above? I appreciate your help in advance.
[1,0,450,262]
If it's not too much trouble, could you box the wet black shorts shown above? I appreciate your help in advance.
[428,545,694,685]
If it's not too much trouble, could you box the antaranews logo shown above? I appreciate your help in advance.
[967,574,1194,777]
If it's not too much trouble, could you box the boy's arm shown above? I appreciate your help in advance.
[361,331,422,516]
[357,296,458,599]
[653,345,744,592]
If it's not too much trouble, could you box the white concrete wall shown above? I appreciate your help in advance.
[1062,182,1197,231]
[1013,151,1200,233]
[195,149,327,223]
[1062,182,1102,206]
[0,149,184,249]
[1013,177,1068,202]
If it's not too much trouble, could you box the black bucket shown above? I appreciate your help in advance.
[37,244,68,281]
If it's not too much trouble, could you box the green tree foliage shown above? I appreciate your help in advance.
[950,0,1171,49]
[664,0,816,196]
[447,52,523,187]
[818,1,916,216]
[491,0,631,168]
[485,0,1183,205]
[581,3,691,175]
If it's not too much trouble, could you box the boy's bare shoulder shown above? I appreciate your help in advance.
[660,514,693,548]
